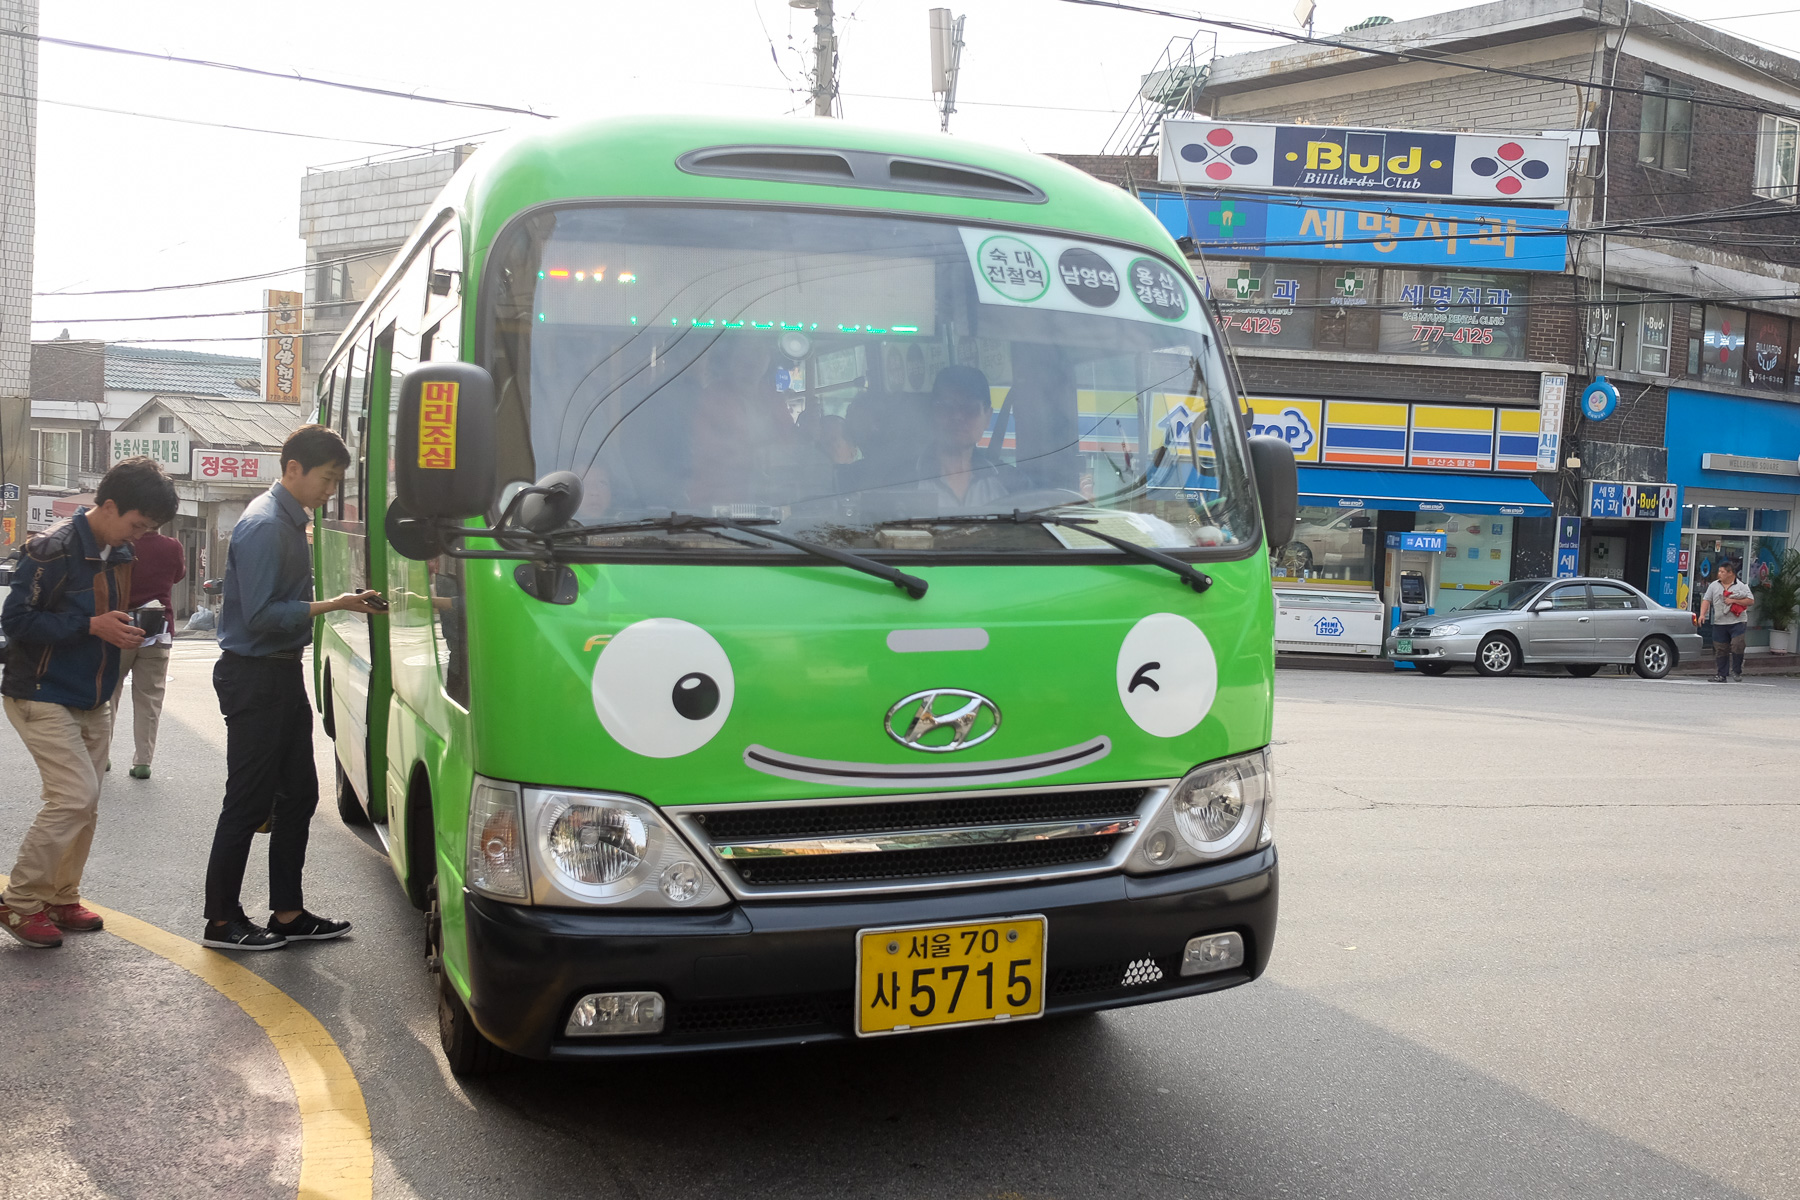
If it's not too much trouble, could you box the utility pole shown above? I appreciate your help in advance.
[790,0,837,117]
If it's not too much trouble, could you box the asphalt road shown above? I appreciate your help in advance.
[1,644,1796,1199]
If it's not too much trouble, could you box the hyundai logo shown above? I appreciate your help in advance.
[884,689,1001,753]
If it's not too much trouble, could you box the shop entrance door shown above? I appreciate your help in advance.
[1586,534,1627,579]
[1690,535,1750,622]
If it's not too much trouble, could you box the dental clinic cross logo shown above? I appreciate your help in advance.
[1179,125,1260,181]
[1334,269,1367,299]
[1468,141,1553,196]
[1207,202,1244,238]
[1227,268,1262,299]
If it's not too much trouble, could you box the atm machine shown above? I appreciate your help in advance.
[1382,531,1445,626]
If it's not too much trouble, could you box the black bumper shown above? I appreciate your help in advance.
[462,847,1278,1060]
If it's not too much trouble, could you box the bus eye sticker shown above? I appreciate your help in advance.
[592,619,735,757]
[1116,613,1217,738]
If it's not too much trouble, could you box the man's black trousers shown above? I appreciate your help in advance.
[204,651,319,921]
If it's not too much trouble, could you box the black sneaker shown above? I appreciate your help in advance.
[268,910,352,941]
[1710,674,1728,682]
[1732,672,1744,682]
[202,914,287,951]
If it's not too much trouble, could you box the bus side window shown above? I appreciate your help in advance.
[318,365,339,432]
[343,328,374,523]
[328,346,359,521]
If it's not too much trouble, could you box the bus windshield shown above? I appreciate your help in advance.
[485,204,1260,555]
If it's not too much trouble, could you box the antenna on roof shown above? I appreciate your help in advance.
[1293,0,1316,37]
[929,8,967,134]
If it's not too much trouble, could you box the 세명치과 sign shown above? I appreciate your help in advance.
[1159,120,1569,202]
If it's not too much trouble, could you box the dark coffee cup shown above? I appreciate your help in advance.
[132,607,167,638]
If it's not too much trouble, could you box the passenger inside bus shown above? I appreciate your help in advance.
[915,365,1012,514]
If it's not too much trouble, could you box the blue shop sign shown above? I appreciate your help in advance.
[1384,531,1449,552]
[1139,190,1569,273]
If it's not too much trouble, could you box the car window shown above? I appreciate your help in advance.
[1545,585,1590,611]
[1589,583,1641,610]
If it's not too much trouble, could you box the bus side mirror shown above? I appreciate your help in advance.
[1248,435,1298,551]
[395,362,497,520]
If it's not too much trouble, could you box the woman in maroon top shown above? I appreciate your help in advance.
[111,528,186,777]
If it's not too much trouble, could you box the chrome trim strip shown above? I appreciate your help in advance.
[741,737,1111,788]
[710,817,1141,859]
[669,783,1171,901]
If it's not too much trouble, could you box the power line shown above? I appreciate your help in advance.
[0,26,555,118]
[15,90,461,150]
[34,248,395,298]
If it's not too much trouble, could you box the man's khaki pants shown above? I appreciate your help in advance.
[3,697,111,916]
[112,642,172,767]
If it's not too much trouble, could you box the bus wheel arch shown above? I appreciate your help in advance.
[403,761,437,911]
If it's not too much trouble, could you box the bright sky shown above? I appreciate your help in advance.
[27,0,1800,355]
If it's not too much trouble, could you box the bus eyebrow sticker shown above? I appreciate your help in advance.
[742,739,1110,789]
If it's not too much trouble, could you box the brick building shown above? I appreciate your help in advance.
[1079,0,1800,648]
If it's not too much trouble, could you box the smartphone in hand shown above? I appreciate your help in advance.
[363,591,390,612]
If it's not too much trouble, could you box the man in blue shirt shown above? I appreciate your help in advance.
[202,425,382,951]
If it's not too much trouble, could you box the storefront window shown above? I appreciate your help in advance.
[1272,505,1376,587]
[1694,505,1748,530]
[1590,287,1672,376]
[1377,270,1527,360]
[1682,494,1797,648]
[1201,261,1316,349]
[1701,306,1747,385]
[1746,311,1790,391]
[1430,512,1515,611]
[1208,264,1530,360]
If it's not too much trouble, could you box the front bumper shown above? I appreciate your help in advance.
[1384,632,1481,663]
[462,847,1278,1059]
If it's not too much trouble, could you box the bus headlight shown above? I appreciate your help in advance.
[525,787,728,909]
[1125,749,1272,874]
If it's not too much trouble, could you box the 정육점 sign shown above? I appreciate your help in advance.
[1159,120,1570,202]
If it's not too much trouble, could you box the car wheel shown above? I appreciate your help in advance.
[1417,662,1451,676]
[1565,664,1602,678]
[1634,636,1674,680]
[1276,540,1313,572]
[1475,634,1518,677]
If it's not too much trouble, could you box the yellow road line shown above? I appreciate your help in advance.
[1,878,374,1200]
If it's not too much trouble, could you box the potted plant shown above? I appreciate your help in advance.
[1754,548,1800,654]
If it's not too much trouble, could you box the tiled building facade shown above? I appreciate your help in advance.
[0,0,36,548]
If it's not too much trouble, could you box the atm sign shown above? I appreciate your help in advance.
[418,381,459,470]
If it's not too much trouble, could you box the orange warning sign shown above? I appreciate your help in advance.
[418,381,459,470]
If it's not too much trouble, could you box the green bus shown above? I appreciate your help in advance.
[313,115,1296,1074]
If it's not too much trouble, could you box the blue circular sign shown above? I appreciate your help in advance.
[1581,377,1619,421]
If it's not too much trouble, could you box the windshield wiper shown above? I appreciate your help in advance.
[880,509,1212,594]
[551,512,929,600]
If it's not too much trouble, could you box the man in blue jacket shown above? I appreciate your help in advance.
[0,458,178,948]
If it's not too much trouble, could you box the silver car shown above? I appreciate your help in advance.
[1384,577,1704,678]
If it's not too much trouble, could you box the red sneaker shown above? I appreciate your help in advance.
[46,902,104,933]
[0,904,64,948]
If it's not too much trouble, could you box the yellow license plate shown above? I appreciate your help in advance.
[855,915,1047,1037]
